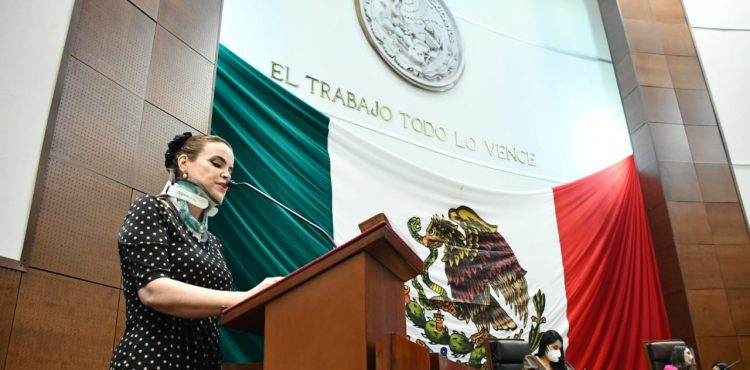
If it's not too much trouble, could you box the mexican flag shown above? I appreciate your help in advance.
[211,45,671,370]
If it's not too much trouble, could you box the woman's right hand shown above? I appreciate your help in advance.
[257,276,284,290]
[245,276,285,299]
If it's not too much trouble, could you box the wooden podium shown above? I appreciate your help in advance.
[221,216,424,370]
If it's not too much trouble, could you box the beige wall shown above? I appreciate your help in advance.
[0,0,75,264]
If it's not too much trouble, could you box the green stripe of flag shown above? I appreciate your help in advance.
[211,44,333,363]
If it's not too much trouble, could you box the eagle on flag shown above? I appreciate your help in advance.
[415,206,530,344]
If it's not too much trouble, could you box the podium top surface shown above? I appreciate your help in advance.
[220,221,423,333]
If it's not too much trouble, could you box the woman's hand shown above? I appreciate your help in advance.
[245,276,284,298]
[258,276,284,289]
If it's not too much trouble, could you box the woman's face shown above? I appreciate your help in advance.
[179,142,234,203]
[683,348,694,365]
[548,340,563,352]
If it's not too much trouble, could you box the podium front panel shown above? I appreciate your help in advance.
[264,252,406,370]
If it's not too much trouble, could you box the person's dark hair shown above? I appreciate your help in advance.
[712,362,728,370]
[669,345,693,370]
[534,330,567,370]
[164,132,231,177]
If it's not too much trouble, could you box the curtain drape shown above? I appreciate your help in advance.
[211,45,334,363]
[555,156,672,369]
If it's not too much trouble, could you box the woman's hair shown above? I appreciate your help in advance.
[164,133,231,177]
[534,330,567,370]
[712,362,728,370]
[669,345,693,370]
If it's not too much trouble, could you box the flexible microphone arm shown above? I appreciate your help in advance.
[725,359,742,369]
[227,180,337,248]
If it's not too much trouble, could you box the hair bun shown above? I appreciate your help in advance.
[164,132,193,168]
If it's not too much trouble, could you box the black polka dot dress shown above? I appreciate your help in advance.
[110,195,233,370]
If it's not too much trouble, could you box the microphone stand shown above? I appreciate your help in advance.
[228,180,337,248]
[725,359,742,369]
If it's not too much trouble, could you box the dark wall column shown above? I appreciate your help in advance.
[598,0,750,368]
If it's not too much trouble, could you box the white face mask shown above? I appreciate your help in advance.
[546,349,562,363]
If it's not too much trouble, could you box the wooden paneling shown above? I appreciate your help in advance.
[659,23,696,56]
[624,19,664,54]
[705,203,750,245]
[739,336,750,370]
[654,246,682,295]
[158,0,222,62]
[146,26,214,133]
[259,251,413,370]
[727,289,750,335]
[131,189,144,203]
[5,269,119,370]
[676,244,723,289]
[661,167,699,211]
[0,268,22,370]
[685,126,729,164]
[666,56,706,90]
[618,0,654,21]
[623,88,647,132]
[695,164,739,202]
[615,54,638,98]
[51,57,143,185]
[696,336,745,370]
[634,53,673,88]
[639,164,665,210]
[648,0,686,24]
[667,201,712,244]
[631,123,658,170]
[133,103,200,195]
[650,123,693,162]
[646,202,674,250]
[72,0,155,97]
[376,333,430,370]
[716,244,750,289]
[641,86,683,124]
[28,157,131,287]
[430,353,474,370]
[687,289,736,337]
[675,89,717,126]
[129,0,159,20]
[659,161,702,202]
[662,290,694,340]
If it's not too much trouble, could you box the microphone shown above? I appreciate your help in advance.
[227,180,337,248]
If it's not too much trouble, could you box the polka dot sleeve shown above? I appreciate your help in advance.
[118,195,172,289]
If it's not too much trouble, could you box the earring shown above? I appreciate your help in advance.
[182,170,188,179]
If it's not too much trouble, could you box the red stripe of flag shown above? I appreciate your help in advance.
[553,156,672,370]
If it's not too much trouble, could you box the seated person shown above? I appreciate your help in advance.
[664,345,697,370]
[522,330,573,370]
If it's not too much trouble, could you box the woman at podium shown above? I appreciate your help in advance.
[109,133,281,370]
